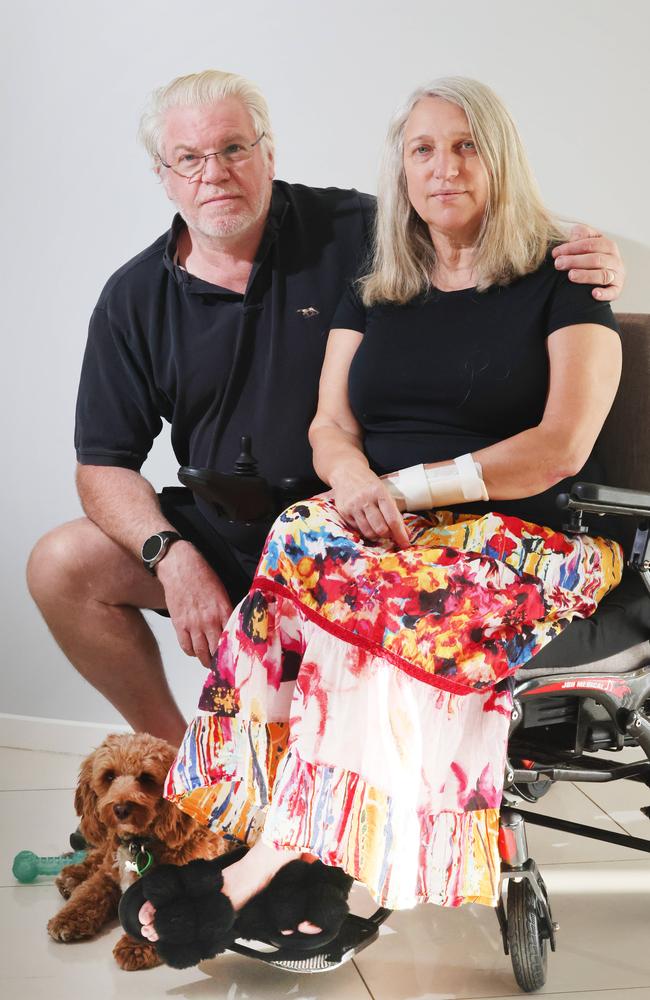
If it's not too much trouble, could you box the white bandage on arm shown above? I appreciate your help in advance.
[386,453,489,511]
[452,452,489,502]
[390,462,433,510]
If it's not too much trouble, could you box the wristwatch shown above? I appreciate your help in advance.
[141,531,182,575]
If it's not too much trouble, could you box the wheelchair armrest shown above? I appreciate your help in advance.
[557,482,650,519]
[178,435,315,522]
[178,466,274,522]
[178,467,320,523]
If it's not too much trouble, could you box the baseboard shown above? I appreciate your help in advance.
[0,713,131,755]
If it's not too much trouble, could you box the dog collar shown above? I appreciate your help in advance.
[120,837,154,877]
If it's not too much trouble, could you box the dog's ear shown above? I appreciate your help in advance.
[74,752,107,847]
[154,798,199,849]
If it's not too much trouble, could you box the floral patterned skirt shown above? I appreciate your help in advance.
[165,498,622,910]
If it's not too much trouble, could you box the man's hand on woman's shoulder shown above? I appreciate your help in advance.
[552,224,625,303]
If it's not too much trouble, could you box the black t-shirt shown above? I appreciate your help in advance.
[332,253,621,531]
[75,181,374,544]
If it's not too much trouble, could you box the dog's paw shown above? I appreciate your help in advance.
[55,871,84,900]
[113,932,162,971]
[47,911,95,942]
[55,859,95,899]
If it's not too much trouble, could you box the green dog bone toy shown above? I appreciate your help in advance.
[12,849,87,883]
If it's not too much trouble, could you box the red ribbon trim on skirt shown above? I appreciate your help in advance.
[252,575,497,697]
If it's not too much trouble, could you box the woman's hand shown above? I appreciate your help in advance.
[330,467,410,548]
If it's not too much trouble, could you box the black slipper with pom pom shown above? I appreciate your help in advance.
[237,858,354,951]
[118,846,248,969]
[118,848,353,967]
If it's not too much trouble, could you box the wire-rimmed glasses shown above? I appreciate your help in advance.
[158,133,266,181]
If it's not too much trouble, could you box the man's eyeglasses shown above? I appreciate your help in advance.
[158,133,266,181]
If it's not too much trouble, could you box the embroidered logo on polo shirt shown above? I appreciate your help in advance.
[297,307,319,318]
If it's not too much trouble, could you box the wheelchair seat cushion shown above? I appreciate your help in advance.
[518,570,650,678]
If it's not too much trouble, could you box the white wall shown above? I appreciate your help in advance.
[2,0,649,727]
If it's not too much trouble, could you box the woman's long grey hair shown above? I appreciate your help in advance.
[360,77,565,305]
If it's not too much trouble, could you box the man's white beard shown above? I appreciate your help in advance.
[176,185,269,241]
[180,206,258,239]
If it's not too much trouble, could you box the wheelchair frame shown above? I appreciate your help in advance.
[491,482,650,990]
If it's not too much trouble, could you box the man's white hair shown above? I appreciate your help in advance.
[360,76,565,305]
[138,69,274,163]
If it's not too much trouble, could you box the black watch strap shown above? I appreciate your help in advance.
[141,531,182,575]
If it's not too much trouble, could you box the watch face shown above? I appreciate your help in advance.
[142,535,164,562]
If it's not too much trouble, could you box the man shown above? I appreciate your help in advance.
[26,70,626,747]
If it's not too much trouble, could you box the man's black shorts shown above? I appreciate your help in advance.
[156,487,263,609]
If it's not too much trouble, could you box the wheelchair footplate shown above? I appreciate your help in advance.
[227,908,392,973]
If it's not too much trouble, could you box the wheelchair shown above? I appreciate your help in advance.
[178,313,650,993]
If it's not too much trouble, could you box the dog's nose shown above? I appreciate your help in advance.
[113,803,133,820]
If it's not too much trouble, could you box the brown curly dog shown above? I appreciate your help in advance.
[47,732,228,971]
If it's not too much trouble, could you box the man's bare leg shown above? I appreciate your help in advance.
[27,518,188,746]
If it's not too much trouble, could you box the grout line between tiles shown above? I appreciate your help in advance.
[0,787,76,793]
[351,958,377,999]
[535,858,650,869]
[465,988,650,999]
[0,745,85,758]
[573,782,650,841]
[526,780,643,841]
[569,781,637,837]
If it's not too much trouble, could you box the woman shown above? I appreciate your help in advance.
[139,78,623,945]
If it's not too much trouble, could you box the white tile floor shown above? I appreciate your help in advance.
[3,745,650,1000]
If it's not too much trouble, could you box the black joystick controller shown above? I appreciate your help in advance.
[178,436,319,522]
[178,436,274,522]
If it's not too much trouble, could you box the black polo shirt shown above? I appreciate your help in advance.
[75,180,374,544]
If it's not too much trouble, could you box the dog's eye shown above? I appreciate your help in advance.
[103,771,116,784]
[139,772,157,785]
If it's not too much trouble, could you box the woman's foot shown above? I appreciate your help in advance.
[139,839,322,942]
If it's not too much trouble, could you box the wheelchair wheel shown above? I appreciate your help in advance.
[507,876,548,992]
